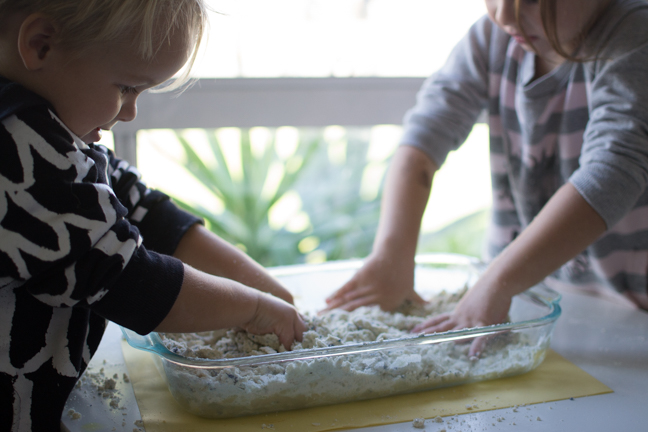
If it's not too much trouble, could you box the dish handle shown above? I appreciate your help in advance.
[120,326,160,354]
[529,283,562,305]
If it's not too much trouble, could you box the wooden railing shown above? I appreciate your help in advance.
[111,77,426,166]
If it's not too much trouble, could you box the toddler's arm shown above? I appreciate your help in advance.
[155,263,305,349]
[173,224,294,304]
[103,147,294,304]
[324,145,436,312]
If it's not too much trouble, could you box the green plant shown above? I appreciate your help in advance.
[291,129,382,262]
[167,127,382,267]
[163,126,487,266]
[417,208,489,258]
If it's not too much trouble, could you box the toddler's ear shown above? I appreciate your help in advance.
[17,14,58,71]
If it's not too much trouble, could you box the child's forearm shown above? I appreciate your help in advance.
[154,264,259,333]
[413,182,608,336]
[372,145,437,259]
[480,182,607,298]
[173,224,292,303]
[155,264,305,349]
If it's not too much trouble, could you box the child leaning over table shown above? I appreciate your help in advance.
[0,1,306,430]
[326,0,648,331]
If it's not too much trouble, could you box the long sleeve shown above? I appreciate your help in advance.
[0,77,202,431]
[399,15,493,167]
[570,1,648,228]
[0,97,198,335]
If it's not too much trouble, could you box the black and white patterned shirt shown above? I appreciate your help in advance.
[0,77,201,431]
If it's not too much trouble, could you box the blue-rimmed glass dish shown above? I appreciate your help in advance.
[122,253,561,418]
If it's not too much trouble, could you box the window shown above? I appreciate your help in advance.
[105,1,493,264]
[195,0,487,77]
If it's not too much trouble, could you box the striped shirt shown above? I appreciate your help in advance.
[0,78,200,431]
[401,0,648,308]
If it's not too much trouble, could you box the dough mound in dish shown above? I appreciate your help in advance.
[158,288,543,418]
[162,288,464,359]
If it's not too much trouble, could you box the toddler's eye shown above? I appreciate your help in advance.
[119,85,139,95]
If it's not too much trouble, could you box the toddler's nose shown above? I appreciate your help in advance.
[118,99,138,123]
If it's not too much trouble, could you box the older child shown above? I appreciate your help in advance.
[0,1,305,430]
[326,0,648,333]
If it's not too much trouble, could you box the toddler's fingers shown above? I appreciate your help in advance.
[294,316,307,342]
[277,330,293,351]
[276,313,307,349]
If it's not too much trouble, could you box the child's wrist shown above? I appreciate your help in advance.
[371,239,416,263]
[479,265,528,299]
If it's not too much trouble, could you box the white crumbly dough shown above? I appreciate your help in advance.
[67,409,82,420]
[74,366,123,410]
[412,418,426,428]
[159,288,546,418]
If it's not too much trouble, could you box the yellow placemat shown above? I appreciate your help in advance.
[122,341,611,432]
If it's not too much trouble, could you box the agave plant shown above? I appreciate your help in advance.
[167,127,382,267]
[290,128,382,262]
[417,208,489,258]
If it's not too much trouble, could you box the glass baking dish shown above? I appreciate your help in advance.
[121,253,561,418]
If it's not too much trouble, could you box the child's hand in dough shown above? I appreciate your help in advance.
[411,282,512,357]
[323,253,425,313]
[244,292,307,350]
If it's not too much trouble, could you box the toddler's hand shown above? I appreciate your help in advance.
[263,283,295,305]
[244,292,306,350]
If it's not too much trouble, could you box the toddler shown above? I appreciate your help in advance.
[0,1,305,431]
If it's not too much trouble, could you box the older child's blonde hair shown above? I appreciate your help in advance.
[0,0,207,90]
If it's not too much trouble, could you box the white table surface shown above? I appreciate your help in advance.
[62,288,648,432]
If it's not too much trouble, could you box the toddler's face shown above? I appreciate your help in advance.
[44,32,191,143]
[485,0,608,63]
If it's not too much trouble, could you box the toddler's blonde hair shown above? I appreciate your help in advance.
[0,0,207,90]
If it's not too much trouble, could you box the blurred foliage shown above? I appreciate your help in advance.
[166,126,488,266]
[417,208,489,258]
[168,128,382,267]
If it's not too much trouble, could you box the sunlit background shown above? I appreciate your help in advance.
[99,0,492,265]
[190,0,486,78]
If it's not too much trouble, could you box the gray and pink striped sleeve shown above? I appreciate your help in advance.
[400,1,648,308]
